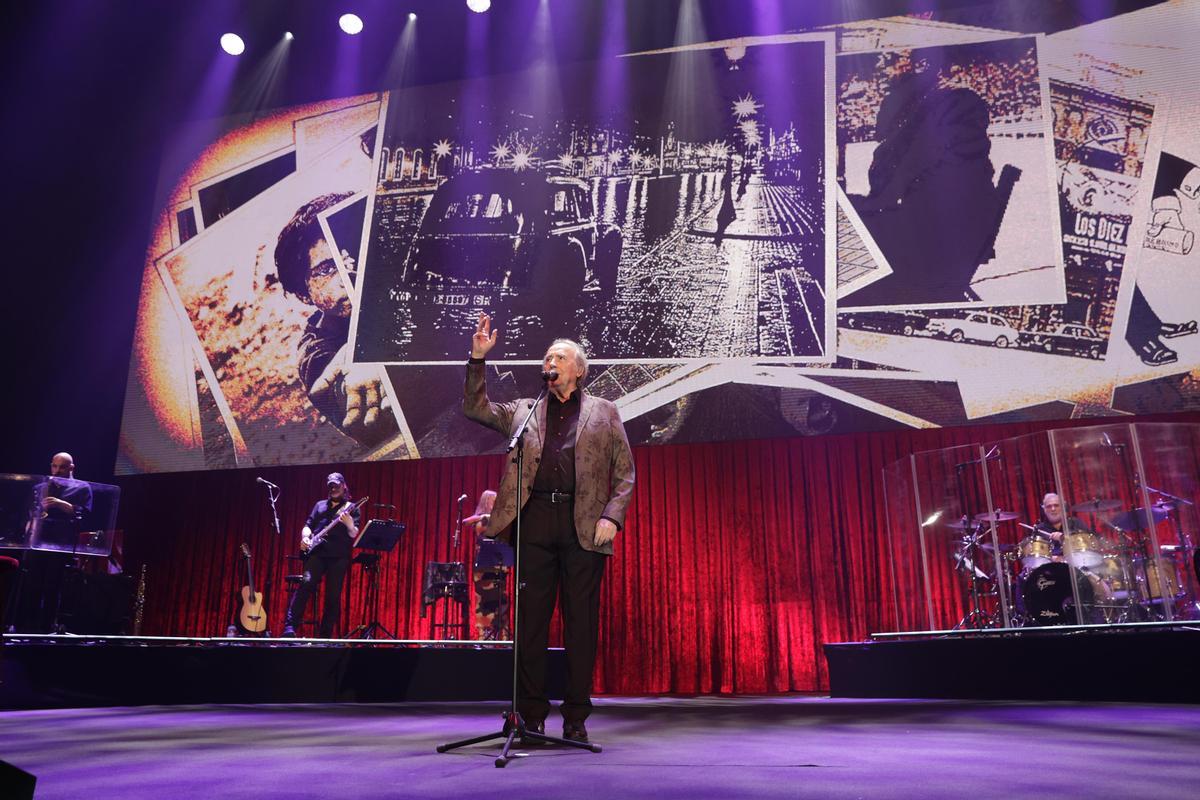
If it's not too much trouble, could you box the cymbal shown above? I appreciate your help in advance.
[1109,505,1172,532]
[974,510,1019,523]
[944,519,978,530]
[978,542,1017,553]
[1071,498,1123,513]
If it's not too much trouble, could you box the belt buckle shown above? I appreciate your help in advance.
[551,491,568,504]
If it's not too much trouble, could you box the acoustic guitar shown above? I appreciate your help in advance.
[237,543,267,634]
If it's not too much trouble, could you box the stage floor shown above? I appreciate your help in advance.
[3,697,1199,799]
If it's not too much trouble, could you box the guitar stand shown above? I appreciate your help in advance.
[436,383,601,767]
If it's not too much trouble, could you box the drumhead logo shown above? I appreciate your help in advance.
[1036,574,1057,590]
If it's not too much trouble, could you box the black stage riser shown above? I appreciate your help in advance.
[0,644,565,710]
[825,630,1200,704]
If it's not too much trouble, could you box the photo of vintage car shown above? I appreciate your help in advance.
[1021,322,1104,359]
[400,168,623,303]
[926,311,1021,347]
[839,310,930,337]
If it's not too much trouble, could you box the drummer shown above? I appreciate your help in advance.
[1033,492,1092,559]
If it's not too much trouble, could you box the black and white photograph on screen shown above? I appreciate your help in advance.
[349,34,835,365]
[1114,149,1200,408]
[1041,1,1200,416]
[835,56,1161,420]
[836,36,1064,310]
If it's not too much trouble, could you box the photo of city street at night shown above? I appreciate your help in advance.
[350,36,834,364]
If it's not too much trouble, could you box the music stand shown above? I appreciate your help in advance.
[348,520,405,640]
[422,561,468,640]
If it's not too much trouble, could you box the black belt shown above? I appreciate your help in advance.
[530,489,574,504]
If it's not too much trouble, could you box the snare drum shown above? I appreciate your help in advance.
[1017,535,1053,570]
[1064,531,1104,569]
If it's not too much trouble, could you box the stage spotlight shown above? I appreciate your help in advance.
[339,13,364,35]
[284,31,294,41]
[467,0,491,12]
[408,12,417,21]
[220,33,245,55]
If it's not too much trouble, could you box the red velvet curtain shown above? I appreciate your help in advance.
[114,411,1199,694]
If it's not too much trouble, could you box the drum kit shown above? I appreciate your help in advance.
[949,494,1200,629]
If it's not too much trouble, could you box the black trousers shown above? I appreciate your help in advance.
[11,550,71,633]
[1125,285,1163,350]
[515,496,607,725]
[286,551,349,638]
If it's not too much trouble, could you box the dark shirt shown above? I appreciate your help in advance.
[305,497,360,558]
[298,309,350,424]
[43,477,93,522]
[35,477,94,549]
[1034,515,1090,558]
[533,389,580,493]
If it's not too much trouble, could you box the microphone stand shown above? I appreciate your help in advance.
[438,377,601,767]
[261,481,281,637]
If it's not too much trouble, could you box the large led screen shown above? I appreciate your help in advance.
[118,5,1200,473]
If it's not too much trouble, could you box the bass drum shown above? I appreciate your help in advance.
[1020,562,1095,626]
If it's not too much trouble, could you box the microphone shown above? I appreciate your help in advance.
[256,477,279,489]
[457,493,468,504]
[541,369,558,382]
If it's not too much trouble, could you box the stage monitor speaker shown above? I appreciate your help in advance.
[0,759,36,800]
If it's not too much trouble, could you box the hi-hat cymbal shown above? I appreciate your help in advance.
[974,510,1019,523]
[1071,498,1123,513]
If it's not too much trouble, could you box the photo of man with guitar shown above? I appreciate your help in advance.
[281,472,365,638]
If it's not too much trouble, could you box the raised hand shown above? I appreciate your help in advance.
[471,312,499,359]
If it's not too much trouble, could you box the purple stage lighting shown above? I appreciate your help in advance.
[467,0,491,12]
[339,13,364,35]
[408,12,417,21]
[220,33,245,56]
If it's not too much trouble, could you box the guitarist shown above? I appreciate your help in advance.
[281,472,360,638]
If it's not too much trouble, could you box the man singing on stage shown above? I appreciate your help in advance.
[281,472,359,638]
[464,313,635,744]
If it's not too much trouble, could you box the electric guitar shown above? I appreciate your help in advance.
[302,496,369,557]
[237,543,267,634]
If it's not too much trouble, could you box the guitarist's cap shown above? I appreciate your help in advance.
[326,472,347,486]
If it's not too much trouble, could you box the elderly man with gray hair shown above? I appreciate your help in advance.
[464,312,635,745]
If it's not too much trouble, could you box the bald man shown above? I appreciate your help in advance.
[1034,492,1092,559]
[14,453,94,632]
[41,453,92,526]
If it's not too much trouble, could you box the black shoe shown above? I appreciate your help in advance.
[563,721,589,744]
[1138,339,1178,366]
[1161,320,1198,339]
[280,626,297,638]
[519,720,545,746]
